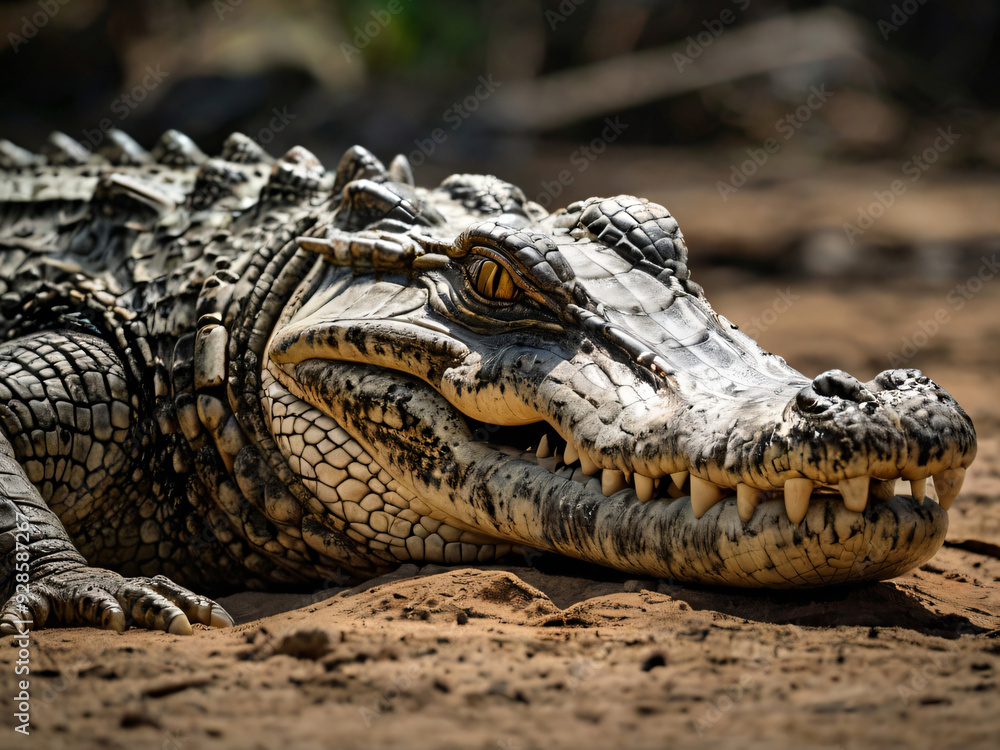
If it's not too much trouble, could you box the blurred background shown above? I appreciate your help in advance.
[1,0,997,263]
[1,0,999,441]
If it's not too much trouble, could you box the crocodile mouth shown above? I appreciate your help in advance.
[471,419,964,521]
[271,352,961,589]
[446,414,953,588]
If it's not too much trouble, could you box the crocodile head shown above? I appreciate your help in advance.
[265,148,977,587]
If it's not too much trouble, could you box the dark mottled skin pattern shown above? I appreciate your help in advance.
[0,129,977,635]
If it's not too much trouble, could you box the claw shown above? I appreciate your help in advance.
[0,620,27,637]
[103,608,126,633]
[210,606,235,629]
[2,567,234,636]
[167,614,194,636]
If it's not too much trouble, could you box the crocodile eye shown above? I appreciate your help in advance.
[472,259,520,301]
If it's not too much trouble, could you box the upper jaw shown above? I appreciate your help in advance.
[443,335,977,526]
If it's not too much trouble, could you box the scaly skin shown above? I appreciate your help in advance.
[0,130,977,635]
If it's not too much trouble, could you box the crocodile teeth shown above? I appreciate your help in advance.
[665,480,688,499]
[536,434,551,459]
[736,483,764,522]
[670,471,689,490]
[552,446,564,470]
[910,477,927,502]
[783,478,814,524]
[602,469,628,497]
[634,473,655,502]
[579,449,599,476]
[564,442,579,465]
[932,468,965,510]
[839,475,870,513]
[690,476,729,519]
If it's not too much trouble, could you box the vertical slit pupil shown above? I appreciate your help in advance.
[475,260,517,300]
[486,263,500,295]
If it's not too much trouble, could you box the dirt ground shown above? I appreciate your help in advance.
[2,164,999,750]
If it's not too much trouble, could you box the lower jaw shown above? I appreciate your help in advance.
[552,491,951,588]
[661,493,948,588]
[457,444,949,589]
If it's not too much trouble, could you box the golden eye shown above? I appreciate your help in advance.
[473,259,520,301]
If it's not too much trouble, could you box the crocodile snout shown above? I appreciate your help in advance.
[794,369,876,414]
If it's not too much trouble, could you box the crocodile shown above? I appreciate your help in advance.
[0,129,977,636]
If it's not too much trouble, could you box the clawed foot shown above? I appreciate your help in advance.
[0,568,234,636]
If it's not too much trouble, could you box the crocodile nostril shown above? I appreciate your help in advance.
[812,369,876,403]
[874,368,926,391]
[795,387,832,414]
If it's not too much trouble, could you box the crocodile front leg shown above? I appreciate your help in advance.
[0,332,232,635]
[0,434,231,634]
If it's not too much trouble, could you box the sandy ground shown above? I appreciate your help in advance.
[2,170,999,749]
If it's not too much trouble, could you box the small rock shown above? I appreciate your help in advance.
[273,628,333,660]
[120,710,161,729]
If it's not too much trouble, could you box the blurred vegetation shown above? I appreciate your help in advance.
[0,0,997,169]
